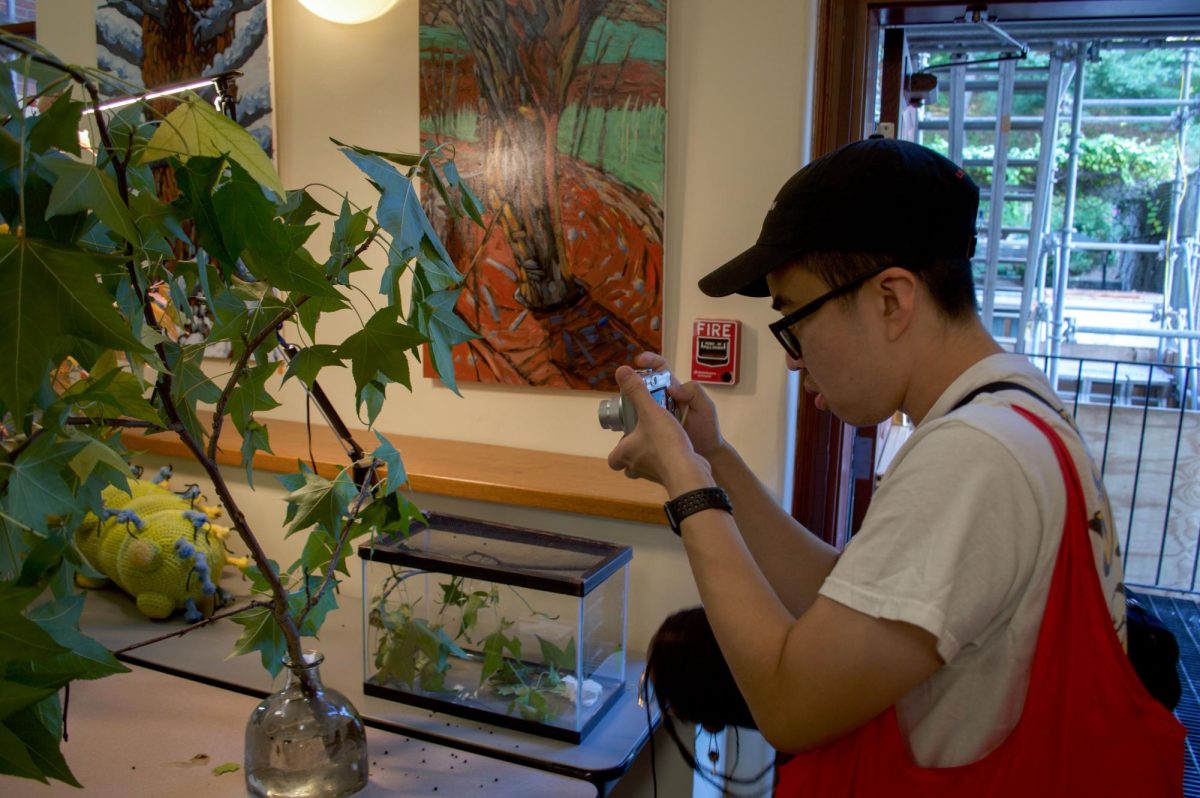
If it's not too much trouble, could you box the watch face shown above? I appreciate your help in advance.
[663,501,682,535]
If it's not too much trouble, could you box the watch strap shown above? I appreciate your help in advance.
[663,487,733,536]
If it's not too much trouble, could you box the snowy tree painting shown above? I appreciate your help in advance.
[96,0,273,154]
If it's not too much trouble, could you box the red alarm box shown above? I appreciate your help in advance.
[691,319,740,385]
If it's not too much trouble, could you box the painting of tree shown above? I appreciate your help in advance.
[96,0,273,154]
[420,0,666,390]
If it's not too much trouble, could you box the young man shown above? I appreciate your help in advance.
[607,137,1182,793]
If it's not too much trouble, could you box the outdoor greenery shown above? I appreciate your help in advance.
[0,33,481,786]
[922,46,1198,287]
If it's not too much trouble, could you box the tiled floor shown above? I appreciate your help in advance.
[1140,590,1200,795]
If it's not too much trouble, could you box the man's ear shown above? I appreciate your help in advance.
[877,267,917,341]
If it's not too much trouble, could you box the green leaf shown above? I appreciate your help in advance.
[15,525,72,587]
[441,160,485,226]
[414,289,476,396]
[163,343,221,447]
[328,196,371,276]
[294,526,342,577]
[0,125,21,172]
[5,701,80,787]
[341,149,441,263]
[227,361,281,437]
[0,236,146,422]
[289,578,337,636]
[129,190,189,245]
[371,431,407,495]
[242,559,281,595]
[207,287,250,342]
[239,420,272,489]
[536,635,577,672]
[280,189,332,225]
[25,594,128,681]
[140,94,285,200]
[66,438,130,485]
[28,93,84,156]
[213,762,241,775]
[0,718,44,782]
[336,307,427,398]
[59,364,160,426]
[378,241,410,305]
[295,293,344,342]
[283,472,342,536]
[281,344,343,389]
[358,379,386,427]
[14,163,92,244]
[0,681,54,723]
[242,225,344,299]
[330,138,422,168]
[4,434,84,534]
[228,604,286,678]
[480,623,520,686]
[43,158,140,245]
[0,585,69,666]
[212,158,280,266]
[0,62,21,119]
[174,155,236,267]
[0,518,31,581]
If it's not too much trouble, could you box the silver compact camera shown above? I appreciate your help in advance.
[598,369,681,433]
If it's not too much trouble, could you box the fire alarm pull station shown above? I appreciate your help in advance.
[692,319,741,385]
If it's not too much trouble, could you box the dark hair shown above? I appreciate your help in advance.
[797,250,978,321]
[646,606,757,731]
[642,606,774,796]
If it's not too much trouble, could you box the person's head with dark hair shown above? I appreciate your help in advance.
[645,606,755,733]
[796,251,978,323]
[699,136,1000,427]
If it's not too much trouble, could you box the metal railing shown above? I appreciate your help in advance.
[1031,353,1200,593]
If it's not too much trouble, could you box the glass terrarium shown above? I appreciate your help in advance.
[359,512,632,742]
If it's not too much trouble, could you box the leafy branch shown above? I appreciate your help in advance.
[0,30,484,787]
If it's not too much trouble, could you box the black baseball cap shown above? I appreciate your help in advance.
[699,136,979,298]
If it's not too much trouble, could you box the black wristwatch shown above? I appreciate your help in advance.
[663,487,733,536]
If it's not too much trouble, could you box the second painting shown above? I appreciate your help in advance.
[420,0,667,391]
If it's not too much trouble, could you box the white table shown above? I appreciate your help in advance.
[7,663,596,798]
[72,589,660,797]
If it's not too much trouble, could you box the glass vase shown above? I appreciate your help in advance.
[245,650,369,798]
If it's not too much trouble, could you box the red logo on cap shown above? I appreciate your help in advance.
[955,169,965,179]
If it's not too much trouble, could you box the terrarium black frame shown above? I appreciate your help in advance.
[359,512,633,742]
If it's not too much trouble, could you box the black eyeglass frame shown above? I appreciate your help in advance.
[768,263,894,359]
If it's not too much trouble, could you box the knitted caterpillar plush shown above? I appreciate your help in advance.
[75,472,248,622]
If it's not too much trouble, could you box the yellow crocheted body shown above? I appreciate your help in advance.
[76,479,223,571]
[74,478,236,621]
[111,509,229,620]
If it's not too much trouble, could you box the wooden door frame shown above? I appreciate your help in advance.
[791,0,885,547]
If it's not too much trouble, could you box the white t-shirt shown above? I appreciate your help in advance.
[818,353,1125,768]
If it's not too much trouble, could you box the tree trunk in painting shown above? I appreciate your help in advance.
[141,1,234,247]
[452,0,607,311]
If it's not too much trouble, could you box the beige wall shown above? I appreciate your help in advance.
[37,0,818,682]
[37,0,819,636]
[267,0,814,503]
[40,0,815,502]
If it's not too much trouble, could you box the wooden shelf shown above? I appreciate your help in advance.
[122,415,666,526]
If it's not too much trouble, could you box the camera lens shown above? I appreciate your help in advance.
[598,398,624,431]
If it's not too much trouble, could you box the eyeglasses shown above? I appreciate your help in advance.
[768,264,893,360]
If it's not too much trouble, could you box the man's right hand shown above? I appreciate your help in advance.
[632,351,726,461]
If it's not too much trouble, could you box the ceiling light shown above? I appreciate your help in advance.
[297,0,401,25]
